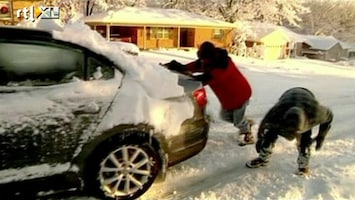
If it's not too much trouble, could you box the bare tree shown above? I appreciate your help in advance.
[132,0,147,7]
[300,0,355,41]
[215,0,309,26]
[155,0,309,27]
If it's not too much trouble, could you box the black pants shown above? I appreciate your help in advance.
[258,129,312,169]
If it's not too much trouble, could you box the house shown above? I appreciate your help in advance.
[301,35,343,62]
[341,42,355,60]
[349,46,355,59]
[241,22,346,62]
[83,7,236,50]
[0,0,42,25]
[243,23,307,60]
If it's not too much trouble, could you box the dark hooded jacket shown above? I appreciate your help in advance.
[257,87,333,142]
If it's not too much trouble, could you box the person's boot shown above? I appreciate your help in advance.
[245,157,269,168]
[296,152,310,176]
[238,132,255,146]
[295,167,310,176]
[238,118,256,146]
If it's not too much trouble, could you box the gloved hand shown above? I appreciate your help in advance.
[163,60,185,71]
[315,136,325,151]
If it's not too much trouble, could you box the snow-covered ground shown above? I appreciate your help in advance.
[137,50,355,200]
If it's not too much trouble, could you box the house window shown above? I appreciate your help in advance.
[212,29,225,39]
[150,28,170,39]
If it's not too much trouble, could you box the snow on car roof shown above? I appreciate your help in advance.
[51,22,194,137]
[2,20,193,140]
[52,21,184,99]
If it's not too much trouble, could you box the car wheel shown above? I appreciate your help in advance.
[85,143,161,200]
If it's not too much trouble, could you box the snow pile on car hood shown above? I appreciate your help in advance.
[52,21,184,99]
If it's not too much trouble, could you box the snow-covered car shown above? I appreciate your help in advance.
[0,25,209,199]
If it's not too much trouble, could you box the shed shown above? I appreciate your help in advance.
[341,42,355,59]
[301,35,343,62]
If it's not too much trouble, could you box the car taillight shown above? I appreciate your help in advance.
[193,87,207,108]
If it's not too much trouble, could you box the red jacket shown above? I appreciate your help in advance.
[186,58,252,110]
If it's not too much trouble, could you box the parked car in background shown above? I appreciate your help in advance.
[0,26,209,200]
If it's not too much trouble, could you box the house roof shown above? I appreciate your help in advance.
[245,22,310,44]
[341,42,355,51]
[245,22,343,50]
[83,7,237,28]
[304,35,340,50]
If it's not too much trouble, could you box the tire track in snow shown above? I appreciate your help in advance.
[150,161,249,200]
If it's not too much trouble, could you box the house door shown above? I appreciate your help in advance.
[180,28,194,47]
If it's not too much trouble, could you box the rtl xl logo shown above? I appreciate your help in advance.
[17,6,60,22]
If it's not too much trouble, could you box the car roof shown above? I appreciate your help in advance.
[0,26,53,40]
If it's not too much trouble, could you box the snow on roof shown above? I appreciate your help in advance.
[83,7,236,28]
[246,22,278,40]
[245,22,344,50]
[245,22,309,44]
[341,42,355,51]
[304,35,340,50]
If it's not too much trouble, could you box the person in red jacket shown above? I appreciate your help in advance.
[163,41,254,145]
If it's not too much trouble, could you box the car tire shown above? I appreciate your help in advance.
[84,141,161,200]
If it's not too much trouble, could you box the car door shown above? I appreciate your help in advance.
[0,39,122,181]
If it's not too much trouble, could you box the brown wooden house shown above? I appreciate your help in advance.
[83,7,236,50]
